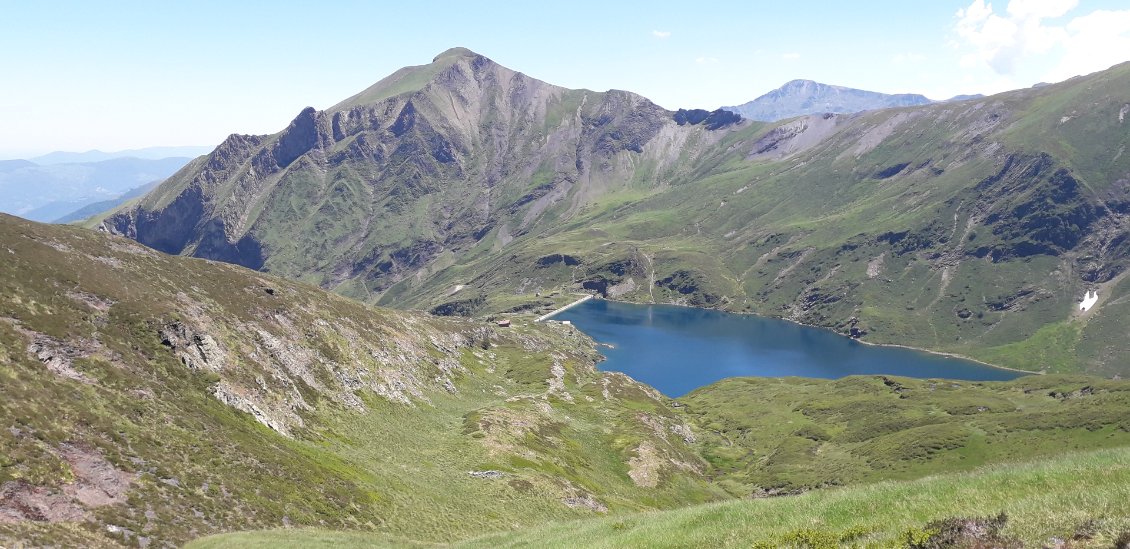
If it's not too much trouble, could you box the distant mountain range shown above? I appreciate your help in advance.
[722,79,982,121]
[50,180,161,224]
[0,155,195,222]
[28,146,212,165]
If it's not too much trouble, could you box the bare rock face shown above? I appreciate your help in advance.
[627,440,663,488]
[0,444,137,524]
[211,381,295,436]
[151,301,482,437]
[273,106,331,168]
[160,321,226,372]
[26,333,96,384]
[562,493,608,513]
[4,318,122,384]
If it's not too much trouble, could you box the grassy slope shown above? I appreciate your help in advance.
[682,374,1130,495]
[328,47,468,112]
[0,214,722,546]
[457,447,1130,549]
[185,373,1130,547]
[189,447,1130,548]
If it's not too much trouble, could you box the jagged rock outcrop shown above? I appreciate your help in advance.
[160,321,226,372]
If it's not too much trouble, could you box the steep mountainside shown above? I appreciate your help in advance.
[104,52,1130,376]
[722,79,934,121]
[103,48,739,298]
[6,213,1130,547]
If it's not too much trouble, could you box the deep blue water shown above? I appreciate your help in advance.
[552,299,1024,397]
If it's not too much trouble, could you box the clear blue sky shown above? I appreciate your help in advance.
[1,0,1127,158]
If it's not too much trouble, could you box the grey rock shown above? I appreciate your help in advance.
[468,470,505,479]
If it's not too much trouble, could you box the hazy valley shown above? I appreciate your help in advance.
[0,154,197,224]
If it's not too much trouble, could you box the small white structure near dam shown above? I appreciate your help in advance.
[1079,290,1099,312]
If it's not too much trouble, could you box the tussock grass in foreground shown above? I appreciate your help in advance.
[187,529,438,549]
[454,446,1130,548]
[189,447,1130,547]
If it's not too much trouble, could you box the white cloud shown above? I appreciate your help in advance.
[782,52,801,60]
[695,56,719,65]
[652,30,671,39]
[1006,0,1076,19]
[1047,9,1130,80]
[893,52,927,64]
[954,0,1025,73]
[953,0,1130,78]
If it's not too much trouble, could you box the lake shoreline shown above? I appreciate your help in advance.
[849,337,1038,375]
[591,296,1039,378]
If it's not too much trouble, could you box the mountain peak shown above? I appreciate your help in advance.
[782,79,818,87]
[432,46,481,63]
[723,79,933,122]
[330,49,492,112]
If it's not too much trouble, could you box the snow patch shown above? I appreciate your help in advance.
[1079,290,1098,312]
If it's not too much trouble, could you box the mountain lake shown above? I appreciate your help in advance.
[550,298,1024,397]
